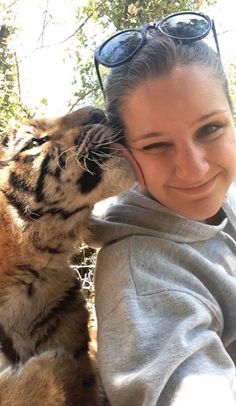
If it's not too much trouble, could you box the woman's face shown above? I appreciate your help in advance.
[120,65,236,221]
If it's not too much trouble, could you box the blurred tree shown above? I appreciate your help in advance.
[227,61,236,119]
[87,0,215,29]
[0,2,30,138]
[70,0,216,108]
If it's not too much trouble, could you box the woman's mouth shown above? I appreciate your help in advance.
[170,175,218,197]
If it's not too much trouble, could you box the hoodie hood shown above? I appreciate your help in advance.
[89,183,236,248]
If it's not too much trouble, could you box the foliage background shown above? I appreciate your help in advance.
[0,0,235,132]
[0,0,235,302]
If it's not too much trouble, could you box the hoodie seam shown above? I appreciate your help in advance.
[98,289,223,335]
[128,236,139,295]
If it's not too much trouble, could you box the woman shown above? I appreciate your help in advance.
[93,12,236,405]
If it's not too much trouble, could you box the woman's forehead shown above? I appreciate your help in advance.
[120,65,230,140]
[121,65,227,113]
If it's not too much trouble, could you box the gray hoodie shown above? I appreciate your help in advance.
[93,183,236,406]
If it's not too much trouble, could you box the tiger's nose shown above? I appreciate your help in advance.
[88,109,106,124]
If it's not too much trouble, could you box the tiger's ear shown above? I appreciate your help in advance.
[0,130,15,160]
[0,120,34,147]
[1,134,9,147]
[88,108,106,124]
[0,122,37,154]
[0,128,17,149]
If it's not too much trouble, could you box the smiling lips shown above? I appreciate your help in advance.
[170,175,218,196]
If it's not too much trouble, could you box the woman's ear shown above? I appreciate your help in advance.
[112,143,146,188]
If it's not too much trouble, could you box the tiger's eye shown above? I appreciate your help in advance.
[32,136,49,147]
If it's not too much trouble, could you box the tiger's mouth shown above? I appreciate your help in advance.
[72,124,120,173]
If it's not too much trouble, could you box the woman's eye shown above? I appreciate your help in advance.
[141,142,172,154]
[197,123,224,139]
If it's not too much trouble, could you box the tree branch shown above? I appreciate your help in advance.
[68,86,99,112]
[38,0,50,47]
[31,10,94,53]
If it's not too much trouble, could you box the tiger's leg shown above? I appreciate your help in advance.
[0,350,98,406]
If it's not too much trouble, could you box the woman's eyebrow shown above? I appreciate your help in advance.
[193,109,228,124]
[130,109,229,143]
[131,131,165,142]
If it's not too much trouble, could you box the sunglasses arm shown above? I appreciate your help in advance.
[94,57,105,97]
[212,19,221,58]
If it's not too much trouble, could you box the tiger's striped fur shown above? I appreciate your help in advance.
[0,107,134,405]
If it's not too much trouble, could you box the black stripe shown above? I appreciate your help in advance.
[9,171,34,193]
[34,244,63,254]
[82,374,96,387]
[1,135,9,147]
[16,265,40,279]
[18,144,33,154]
[14,279,35,297]
[2,188,88,223]
[0,322,20,364]
[32,231,60,254]
[74,340,89,359]
[13,154,39,164]
[53,153,66,178]
[53,166,62,179]
[16,266,42,297]
[77,171,102,194]
[0,161,9,168]
[47,199,61,206]
[2,191,31,219]
[46,205,89,220]
[32,231,63,253]
[30,281,81,337]
[35,154,51,202]
[34,321,59,350]
[13,135,31,148]
[3,191,25,212]
[61,205,89,219]
[26,283,34,296]
[2,191,43,220]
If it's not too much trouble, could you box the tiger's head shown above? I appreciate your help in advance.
[0,107,135,256]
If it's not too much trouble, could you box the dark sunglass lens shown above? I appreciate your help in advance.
[99,30,143,66]
[160,14,210,40]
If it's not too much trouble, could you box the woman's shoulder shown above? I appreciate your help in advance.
[225,180,236,210]
[222,180,236,223]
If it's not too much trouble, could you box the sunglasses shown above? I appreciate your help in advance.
[94,11,220,95]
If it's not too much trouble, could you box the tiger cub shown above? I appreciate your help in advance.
[0,107,134,405]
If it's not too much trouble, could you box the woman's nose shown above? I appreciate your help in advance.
[175,144,209,180]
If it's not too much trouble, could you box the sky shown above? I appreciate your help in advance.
[207,0,236,61]
[2,0,236,116]
[13,0,79,116]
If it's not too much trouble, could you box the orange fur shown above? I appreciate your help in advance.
[0,107,135,405]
